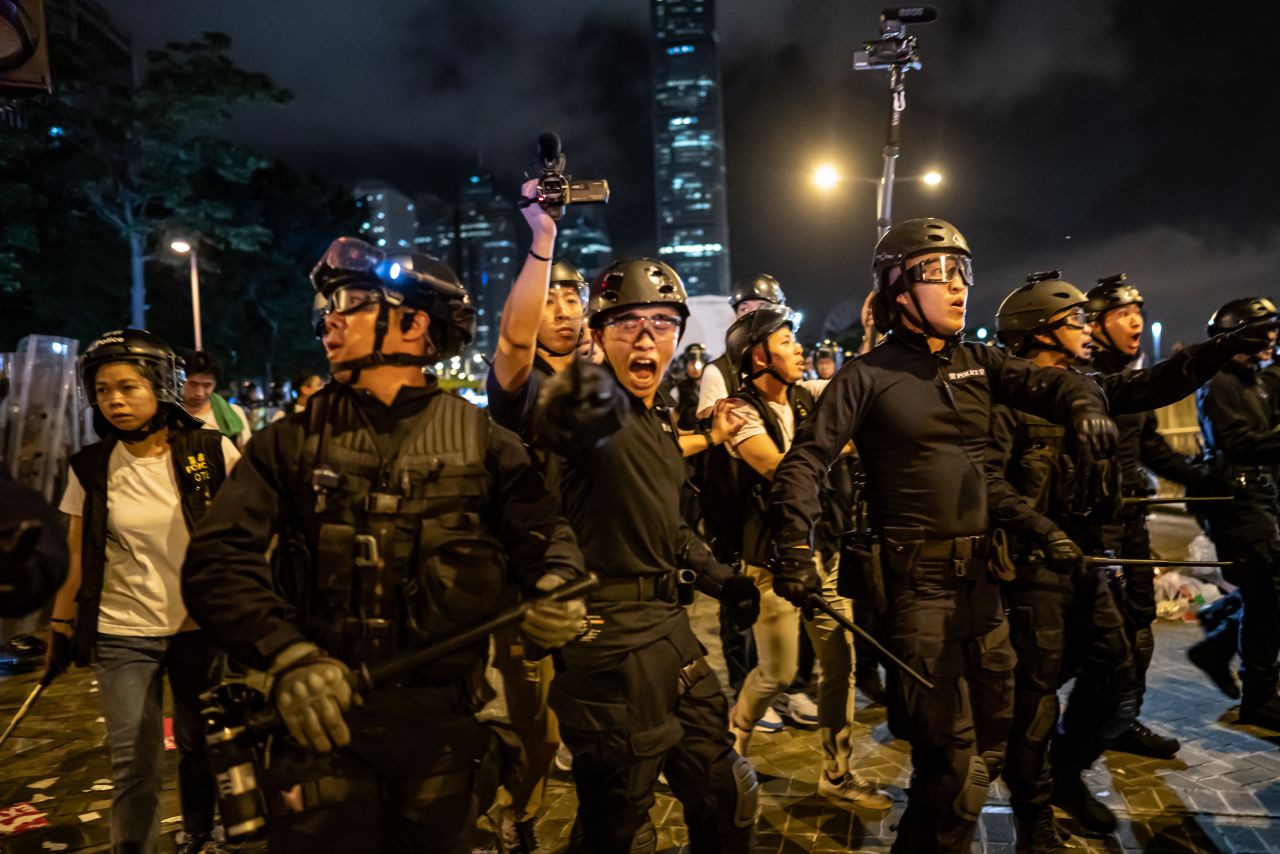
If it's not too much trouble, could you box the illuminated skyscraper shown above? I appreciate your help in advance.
[651,0,730,296]
[456,174,518,355]
[412,192,456,266]
[556,207,613,281]
[352,180,416,251]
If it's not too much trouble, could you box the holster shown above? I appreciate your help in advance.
[838,529,886,615]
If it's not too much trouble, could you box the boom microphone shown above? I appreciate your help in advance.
[882,7,938,25]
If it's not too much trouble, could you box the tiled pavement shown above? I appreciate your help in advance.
[3,511,1279,852]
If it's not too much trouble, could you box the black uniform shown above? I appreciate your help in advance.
[0,471,69,619]
[549,380,756,854]
[1195,359,1280,710]
[1090,348,1210,705]
[986,343,1233,820]
[182,381,583,854]
[769,330,1109,854]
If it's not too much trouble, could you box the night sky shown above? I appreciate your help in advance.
[101,0,1279,349]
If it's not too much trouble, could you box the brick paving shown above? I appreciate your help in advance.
[3,511,1279,852]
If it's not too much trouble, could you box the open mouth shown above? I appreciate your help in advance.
[629,357,659,383]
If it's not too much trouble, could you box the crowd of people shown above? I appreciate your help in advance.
[6,176,1280,854]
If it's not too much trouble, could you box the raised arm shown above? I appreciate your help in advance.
[490,179,557,393]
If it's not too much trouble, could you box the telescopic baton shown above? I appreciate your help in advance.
[1082,557,1233,569]
[807,593,934,690]
[1120,496,1234,506]
[0,666,60,752]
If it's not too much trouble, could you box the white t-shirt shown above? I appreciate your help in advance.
[192,402,253,448]
[695,361,730,419]
[59,437,240,636]
[725,379,828,459]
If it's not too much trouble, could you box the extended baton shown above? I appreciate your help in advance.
[807,594,935,691]
[0,666,59,752]
[1082,557,1232,568]
[1120,496,1234,506]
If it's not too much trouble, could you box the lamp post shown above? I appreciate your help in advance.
[170,239,202,351]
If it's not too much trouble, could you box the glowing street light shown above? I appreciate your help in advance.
[170,238,203,351]
[922,170,943,186]
[1150,320,1163,361]
[812,163,841,192]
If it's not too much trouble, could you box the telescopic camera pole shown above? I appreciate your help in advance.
[853,7,938,240]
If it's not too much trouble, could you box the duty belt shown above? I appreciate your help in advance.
[915,535,989,562]
[590,573,677,603]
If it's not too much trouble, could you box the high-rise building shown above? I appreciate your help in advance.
[412,193,456,266]
[650,0,731,297]
[456,174,518,356]
[556,207,613,281]
[352,180,416,251]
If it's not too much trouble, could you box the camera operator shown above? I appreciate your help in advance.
[695,275,787,419]
[767,219,1119,854]
[181,237,587,854]
[534,258,761,854]
[716,306,891,812]
[481,178,589,850]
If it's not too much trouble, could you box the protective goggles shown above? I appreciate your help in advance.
[602,312,683,340]
[904,253,974,287]
[1050,306,1090,331]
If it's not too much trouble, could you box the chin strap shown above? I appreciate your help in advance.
[904,284,950,342]
[537,341,578,359]
[330,301,434,382]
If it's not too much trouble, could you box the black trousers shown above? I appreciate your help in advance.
[1004,564,1136,814]
[882,558,1015,854]
[1208,537,1280,702]
[551,614,755,854]
[1098,510,1156,711]
[264,687,503,854]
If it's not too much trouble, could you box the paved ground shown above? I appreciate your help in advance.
[2,511,1279,852]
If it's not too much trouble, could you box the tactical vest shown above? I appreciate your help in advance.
[68,426,226,666]
[291,387,513,678]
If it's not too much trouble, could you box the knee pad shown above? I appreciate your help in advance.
[626,820,657,854]
[729,753,759,828]
[1133,627,1154,668]
[1025,694,1058,743]
[953,751,996,822]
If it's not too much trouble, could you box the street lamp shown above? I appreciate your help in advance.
[812,163,842,192]
[922,170,942,186]
[1150,320,1163,361]
[170,238,202,351]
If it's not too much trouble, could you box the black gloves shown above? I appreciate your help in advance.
[770,545,821,613]
[534,360,629,456]
[1216,318,1280,356]
[1044,529,1084,573]
[1069,400,1118,461]
[718,574,761,631]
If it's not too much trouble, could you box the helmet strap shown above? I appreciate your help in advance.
[904,285,947,341]
[330,300,434,380]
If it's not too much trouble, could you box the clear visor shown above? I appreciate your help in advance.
[905,254,973,286]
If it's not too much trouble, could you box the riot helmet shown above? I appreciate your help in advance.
[725,305,797,384]
[1207,297,1278,337]
[995,271,1089,358]
[80,329,201,439]
[550,258,589,304]
[681,342,708,376]
[1085,274,1144,355]
[587,258,689,329]
[311,237,476,379]
[871,218,972,335]
[730,274,787,311]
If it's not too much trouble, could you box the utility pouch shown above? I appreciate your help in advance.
[880,526,925,583]
[988,528,1017,582]
[838,529,886,615]
[315,523,357,599]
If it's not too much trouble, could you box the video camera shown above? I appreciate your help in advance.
[853,7,937,72]
[523,131,609,221]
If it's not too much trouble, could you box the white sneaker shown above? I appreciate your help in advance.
[818,770,893,811]
[553,742,573,772]
[783,691,819,725]
[753,706,785,732]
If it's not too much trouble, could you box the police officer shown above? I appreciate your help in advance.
[695,274,787,418]
[181,237,588,854]
[812,340,842,380]
[1194,297,1280,731]
[768,219,1119,854]
[1086,274,1220,758]
[484,182,589,850]
[674,343,708,430]
[988,273,1271,847]
[535,258,762,854]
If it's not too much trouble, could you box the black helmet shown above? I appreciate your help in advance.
[730,274,786,309]
[871,218,972,333]
[681,342,707,367]
[80,329,201,437]
[1085,274,1144,319]
[725,306,796,381]
[550,258,589,304]
[311,237,475,375]
[995,271,1088,354]
[813,338,843,368]
[587,258,688,329]
[1207,297,1278,337]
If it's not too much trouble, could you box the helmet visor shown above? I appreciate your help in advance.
[905,254,973,287]
[311,237,385,294]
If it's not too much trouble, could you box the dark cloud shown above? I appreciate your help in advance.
[98,0,1280,343]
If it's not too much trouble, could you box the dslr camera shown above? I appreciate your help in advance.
[524,131,609,221]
